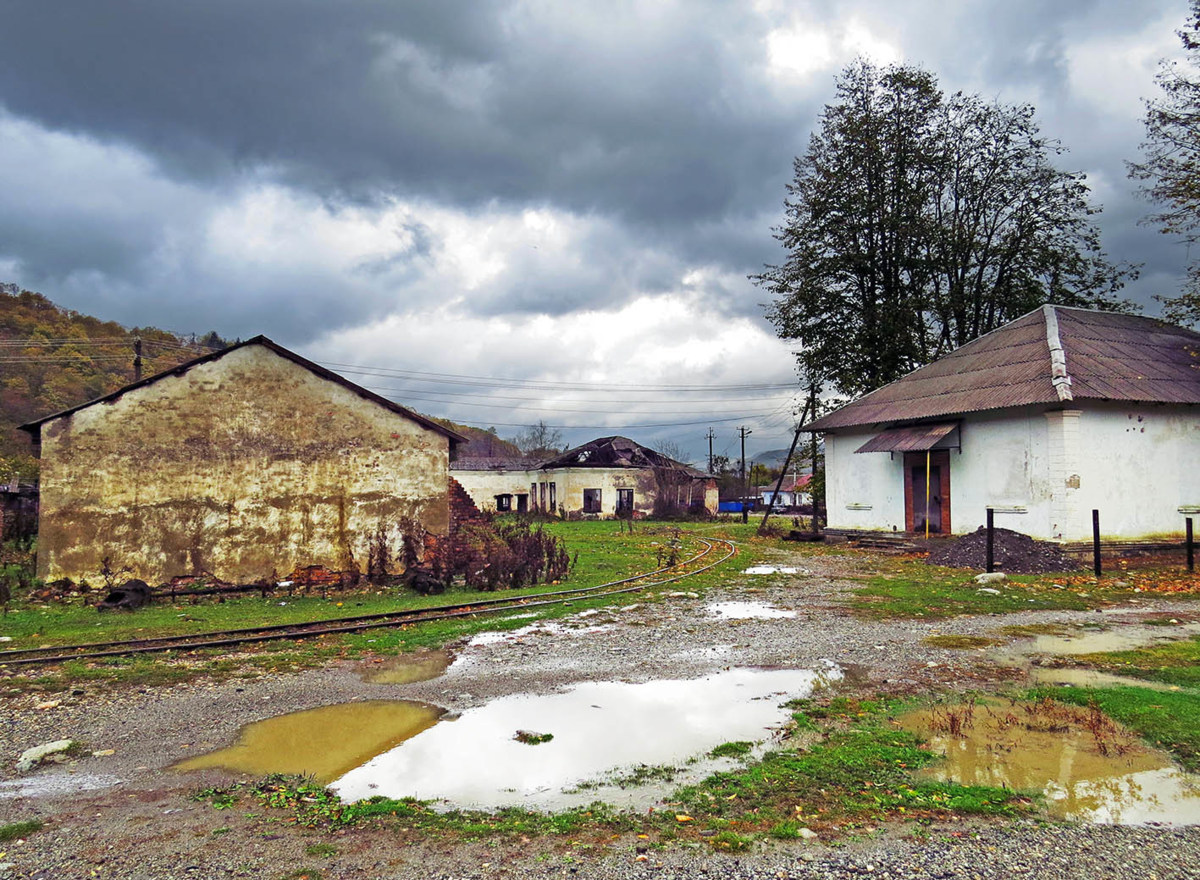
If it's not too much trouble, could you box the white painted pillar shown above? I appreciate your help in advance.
[1045,409,1083,541]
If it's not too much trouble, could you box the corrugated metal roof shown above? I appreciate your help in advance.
[806,306,1200,431]
[855,422,957,453]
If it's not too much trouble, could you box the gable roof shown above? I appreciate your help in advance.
[806,306,1200,431]
[758,474,812,493]
[536,435,711,478]
[18,335,468,444]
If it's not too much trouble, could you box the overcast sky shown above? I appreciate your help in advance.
[0,1,1191,462]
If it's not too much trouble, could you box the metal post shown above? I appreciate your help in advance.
[1092,509,1102,578]
[1187,517,1195,573]
[986,508,995,573]
[924,449,931,541]
[739,426,752,523]
[133,336,143,382]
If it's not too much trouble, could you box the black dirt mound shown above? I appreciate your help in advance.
[924,526,1081,574]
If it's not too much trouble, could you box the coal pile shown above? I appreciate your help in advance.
[925,526,1081,574]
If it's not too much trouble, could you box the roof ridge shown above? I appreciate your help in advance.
[1042,305,1074,402]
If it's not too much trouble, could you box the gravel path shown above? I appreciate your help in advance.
[2,543,1199,879]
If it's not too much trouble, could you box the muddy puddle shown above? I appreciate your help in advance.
[363,649,453,684]
[995,621,1200,661]
[175,700,444,784]
[899,702,1200,825]
[330,666,840,811]
[993,622,1200,691]
[707,601,796,620]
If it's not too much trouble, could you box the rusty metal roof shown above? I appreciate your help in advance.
[806,307,1200,431]
[855,422,957,453]
[536,435,711,478]
[18,335,469,445]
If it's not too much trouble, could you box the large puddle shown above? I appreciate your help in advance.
[179,667,837,811]
[899,703,1200,825]
[176,700,444,783]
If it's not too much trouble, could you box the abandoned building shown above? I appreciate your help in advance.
[20,336,466,586]
[807,306,1200,547]
[451,436,718,517]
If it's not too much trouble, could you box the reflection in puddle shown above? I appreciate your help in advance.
[364,650,453,684]
[465,620,615,648]
[707,601,796,620]
[0,773,123,800]
[176,701,444,784]
[898,704,1200,825]
[1030,667,1185,692]
[333,666,839,810]
[743,565,798,575]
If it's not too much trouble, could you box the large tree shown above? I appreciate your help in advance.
[758,60,1135,399]
[1130,1,1200,325]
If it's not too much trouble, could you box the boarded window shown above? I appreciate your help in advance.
[495,494,512,512]
[531,483,538,509]
[540,482,547,510]
[549,482,556,511]
[583,488,602,513]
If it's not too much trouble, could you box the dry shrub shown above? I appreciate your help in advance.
[443,518,572,591]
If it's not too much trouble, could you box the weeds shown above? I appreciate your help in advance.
[0,819,44,841]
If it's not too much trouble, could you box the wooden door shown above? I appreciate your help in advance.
[904,450,951,534]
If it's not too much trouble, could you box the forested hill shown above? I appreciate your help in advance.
[0,284,518,479]
[0,283,228,479]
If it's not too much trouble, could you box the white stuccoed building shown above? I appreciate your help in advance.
[805,306,1200,547]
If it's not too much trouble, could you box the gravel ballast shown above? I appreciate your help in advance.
[1,544,1197,879]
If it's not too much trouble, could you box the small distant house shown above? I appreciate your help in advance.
[757,474,812,509]
[806,306,1200,546]
[20,336,466,585]
[452,435,718,517]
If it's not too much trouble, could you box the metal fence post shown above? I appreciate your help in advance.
[986,508,995,573]
[1188,517,1195,574]
[1092,509,1102,579]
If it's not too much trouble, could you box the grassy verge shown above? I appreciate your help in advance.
[0,522,740,692]
[1029,685,1200,771]
[192,695,1030,849]
[846,559,1142,619]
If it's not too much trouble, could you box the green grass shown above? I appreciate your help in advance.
[0,819,44,841]
[846,560,1129,619]
[708,741,755,758]
[1030,685,1200,771]
[303,843,337,858]
[922,635,1003,649]
[3,521,745,691]
[1074,635,1200,688]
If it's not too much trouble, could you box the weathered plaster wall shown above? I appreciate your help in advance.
[1070,402,1200,541]
[451,468,535,512]
[453,467,718,517]
[825,428,907,532]
[36,344,451,585]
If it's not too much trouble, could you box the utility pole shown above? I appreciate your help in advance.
[705,428,716,474]
[739,426,752,523]
[133,336,143,382]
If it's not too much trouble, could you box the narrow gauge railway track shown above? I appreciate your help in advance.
[0,537,736,668]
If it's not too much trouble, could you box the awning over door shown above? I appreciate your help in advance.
[855,422,958,454]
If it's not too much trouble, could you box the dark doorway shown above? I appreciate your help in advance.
[616,488,634,517]
[904,450,951,534]
[516,493,528,513]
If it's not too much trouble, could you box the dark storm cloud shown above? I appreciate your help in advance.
[0,0,1191,337]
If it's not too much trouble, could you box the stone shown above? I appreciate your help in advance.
[974,572,1007,584]
[16,739,74,772]
[798,827,819,840]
